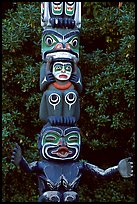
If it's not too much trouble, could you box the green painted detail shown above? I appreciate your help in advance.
[42,132,60,145]
[42,33,59,53]
[66,132,80,145]
[65,3,75,16]
[52,2,63,15]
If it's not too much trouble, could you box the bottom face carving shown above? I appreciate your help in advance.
[39,125,81,161]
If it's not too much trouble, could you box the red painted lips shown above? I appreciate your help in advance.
[59,74,67,78]
[52,146,72,158]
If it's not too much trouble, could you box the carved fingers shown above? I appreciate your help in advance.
[125,157,133,177]
[118,157,134,178]
[11,143,22,167]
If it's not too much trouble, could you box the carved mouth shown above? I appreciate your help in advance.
[51,146,72,158]
[59,74,68,78]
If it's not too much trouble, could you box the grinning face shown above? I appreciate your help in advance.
[52,62,72,81]
[42,28,80,60]
[40,126,81,161]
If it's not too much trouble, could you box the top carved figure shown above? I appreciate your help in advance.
[41,2,81,29]
[39,7,82,125]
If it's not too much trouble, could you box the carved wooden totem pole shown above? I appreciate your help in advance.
[11,2,133,202]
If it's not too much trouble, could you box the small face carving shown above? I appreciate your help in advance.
[52,62,72,81]
[51,2,63,16]
[40,126,81,161]
[65,2,76,16]
[49,2,76,17]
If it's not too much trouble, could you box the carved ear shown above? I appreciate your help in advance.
[37,134,42,150]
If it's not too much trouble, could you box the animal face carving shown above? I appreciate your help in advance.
[42,28,80,60]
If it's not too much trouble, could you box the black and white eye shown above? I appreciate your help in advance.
[49,93,60,104]
[45,36,56,46]
[48,93,61,110]
[65,92,77,104]
[55,66,62,71]
[69,37,78,47]
[53,63,63,71]
[65,64,72,71]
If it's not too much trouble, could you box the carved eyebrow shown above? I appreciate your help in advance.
[43,30,63,39]
[43,30,80,41]
[43,128,63,136]
[53,62,64,66]
[45,131,61,137]
[64,127,80,135]
[64,31,80,39]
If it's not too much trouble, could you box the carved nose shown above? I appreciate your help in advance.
[65,43,70,50]
[58,138,66,146]
[54,43,70,50]
[61,68,65,73]
[61,43,70,49]
[54,43,63,49]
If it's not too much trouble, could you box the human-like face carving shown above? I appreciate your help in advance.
[42,28,80,60]
[40,126,81,161]
[65,2,76,16]
[51,2,63,16]
[52,62,72,81]
[49,2,76,17]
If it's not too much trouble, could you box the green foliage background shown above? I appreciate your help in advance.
[2,2,135,202]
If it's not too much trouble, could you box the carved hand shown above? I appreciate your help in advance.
[46,72,55,83]
[11,143,22,167]
[118,157,133,178]
[70,73,79,83]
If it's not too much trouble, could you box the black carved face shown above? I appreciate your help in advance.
[39,125,81,161]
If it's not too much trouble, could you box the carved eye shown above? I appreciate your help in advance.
[55,65,62,71]
[42,134,57,146]
[65,64,72,72]
[45,135,56,141]
[68,136,78,142]
[45,36,56,46]
[53,63,63,71]
[69,37,78,47]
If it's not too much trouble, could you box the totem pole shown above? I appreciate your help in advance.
[11,2,133,202]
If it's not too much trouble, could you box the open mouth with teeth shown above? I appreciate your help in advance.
[51,146,72,158]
